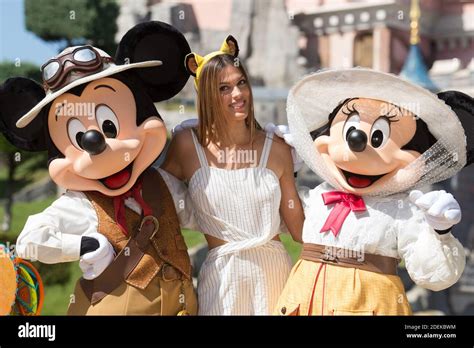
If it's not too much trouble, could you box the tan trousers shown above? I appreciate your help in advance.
[67,276,197,315]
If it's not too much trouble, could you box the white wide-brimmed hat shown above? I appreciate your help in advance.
[287,68,467,196]
[16,46,162,129]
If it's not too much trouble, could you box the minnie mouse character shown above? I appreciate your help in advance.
[0,21,198,315]
[275,68,473,315]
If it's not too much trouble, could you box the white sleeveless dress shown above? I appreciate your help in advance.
[189,130,292,315]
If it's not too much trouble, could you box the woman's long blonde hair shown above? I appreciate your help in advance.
[196,54,261,147]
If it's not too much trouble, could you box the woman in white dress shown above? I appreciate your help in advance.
[160,36,304,314]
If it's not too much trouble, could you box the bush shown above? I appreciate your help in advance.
[34,262,72,286]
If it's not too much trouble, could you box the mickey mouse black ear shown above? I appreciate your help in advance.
[115,21,191,102]
[438,90,474,166]
[0,77,48,151]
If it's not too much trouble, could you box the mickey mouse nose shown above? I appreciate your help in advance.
[81,130,106,155]
[347,129,367,152]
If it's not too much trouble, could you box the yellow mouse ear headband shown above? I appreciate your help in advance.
[185,35,239,89]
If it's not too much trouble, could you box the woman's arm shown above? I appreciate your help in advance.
[271,139,305,243]
[160,129,201,231]
[161,131,185,181]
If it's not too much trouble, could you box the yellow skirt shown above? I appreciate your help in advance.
[275,259,412,316]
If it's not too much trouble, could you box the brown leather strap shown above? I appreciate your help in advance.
[80,215,159,304]
[300,243,399,275]
[141,169,192,279]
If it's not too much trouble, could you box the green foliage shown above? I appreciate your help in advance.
[25,0,92,42]
[0,196,56,238]
[35,262,72,286]
[0,195,71,287]
[24,0,119,53]
[0,134,17,154]
[280,233,302,263]
[0,151,48,200]
[0,61,42,84]
[181,228,206,248]
[41,262,82,315]
[86,0,120,53]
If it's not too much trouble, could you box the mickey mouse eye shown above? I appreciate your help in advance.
[370,117,390,148]
[342,114,360,141]
[96,105,119,138]
[67,118,87,150]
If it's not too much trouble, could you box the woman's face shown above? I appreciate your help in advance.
[218,64,250,123]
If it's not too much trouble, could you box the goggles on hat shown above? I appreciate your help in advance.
[40,46,114,92]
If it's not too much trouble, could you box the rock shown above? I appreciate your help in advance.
[244,0,304,87]
[149,2,198,34]
[115,0,150,43]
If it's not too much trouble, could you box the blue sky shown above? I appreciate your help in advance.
[0,0,63,66]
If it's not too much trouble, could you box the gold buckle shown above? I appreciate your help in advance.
[139,215,160,240]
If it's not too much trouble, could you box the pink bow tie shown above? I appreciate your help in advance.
[320,191,366,237]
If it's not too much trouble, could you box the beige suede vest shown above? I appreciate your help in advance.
[83,168,192,290]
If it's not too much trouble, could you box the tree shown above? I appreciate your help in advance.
[24,0,119,54]
[0,62,45,232]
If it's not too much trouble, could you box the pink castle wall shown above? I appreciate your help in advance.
[178,0,232,30]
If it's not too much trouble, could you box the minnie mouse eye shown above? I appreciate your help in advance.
[370,117,390,148]
[96,105,119,138]
[343,114,360,141]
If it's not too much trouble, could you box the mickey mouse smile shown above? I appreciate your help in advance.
[99,162,134,190]
[339,168,388,188]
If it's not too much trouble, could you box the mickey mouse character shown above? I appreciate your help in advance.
[0,21,198,315]
[275,68,473,315]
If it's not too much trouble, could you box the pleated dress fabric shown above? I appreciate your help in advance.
[188,130,292,315]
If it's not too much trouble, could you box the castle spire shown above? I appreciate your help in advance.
[409,0,421,45]
[400,0,438,92]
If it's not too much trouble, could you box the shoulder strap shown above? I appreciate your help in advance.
[259,132,273,168]
[141,168,192,279]
[190,129,208,168]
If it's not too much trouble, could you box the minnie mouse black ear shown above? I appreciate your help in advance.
[115,21,191,102]
[438,90,474,166]
[0,77,48,151]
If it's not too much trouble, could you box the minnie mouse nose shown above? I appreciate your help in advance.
[347,129,367,152]
[81,130,106,155]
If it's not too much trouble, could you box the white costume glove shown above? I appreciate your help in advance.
[171,118,198,136]
[409,190,462,232]
[264,123,304,172]
[79,232,115,280]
